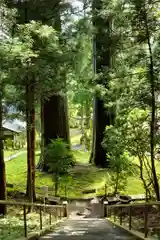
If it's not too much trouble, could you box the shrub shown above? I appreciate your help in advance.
[44,138,75,196]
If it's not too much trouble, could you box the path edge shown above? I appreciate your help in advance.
[107,218,154,240]
[16,218,66,240]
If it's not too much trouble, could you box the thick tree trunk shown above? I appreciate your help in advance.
[39,1,70,171]
[43,95,70,146]
[90,99,111,167]
[0,88,6,215]
[42,94,70,171]
[90,0,114,168]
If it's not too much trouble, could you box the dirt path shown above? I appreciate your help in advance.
[5,150,26,162]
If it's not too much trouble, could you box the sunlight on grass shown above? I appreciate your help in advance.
[4,150,19,158]
[6,150,155,198]
[71,134,81,145]
[6,151,107,197]
[72,150,90,164]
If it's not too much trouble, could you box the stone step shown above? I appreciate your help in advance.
[40,218,136,240]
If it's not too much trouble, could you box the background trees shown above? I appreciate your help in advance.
[0,0,160,215]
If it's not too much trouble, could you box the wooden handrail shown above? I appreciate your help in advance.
[0,200,65,208]
[0,200,68,238]
[107,201,160,208]
[104,201,160,238]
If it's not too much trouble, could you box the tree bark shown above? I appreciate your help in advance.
[0,87,6,215]
[114,172,119,195]
[37,98,44,169]
[42,94,70,171]
[90,0,114,168]
[26,83,36,202]
[30,83,36,201]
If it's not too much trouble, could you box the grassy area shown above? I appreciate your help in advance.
[6,151,109,198]
[6,133,155,198]
[4,150,19,158]
[0,205,60,240]
[73,150,89,164]
[5,149,147,198]
[71,134,81,145]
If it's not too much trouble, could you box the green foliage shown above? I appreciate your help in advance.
[0,209,55,240]
[44,139,75,196]
[103,125,135,194]
[4,138,13,150]
[45,139,75,174]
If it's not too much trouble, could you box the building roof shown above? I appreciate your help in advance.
[3,119,26,133]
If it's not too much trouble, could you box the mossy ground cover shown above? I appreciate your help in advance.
[0,205,60,240]
[6,150,147,198]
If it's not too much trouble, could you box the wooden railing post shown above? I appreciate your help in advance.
[0,200,68,237]
[63,201,68,217]
[120,207,123,225]
[114,207,116,222]
[105,184,107,196]
[103,201,108,217]
[59,208,62,219]
[23,205,27,237]
[144,206,149,238]
[49,212,52,225]
[55,208,58,219]
[110,206,112,218]
[40,206,42,230]
[129,206,132,230]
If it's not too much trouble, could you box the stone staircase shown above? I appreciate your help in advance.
[40,199,137,240]
[40,217,136,240]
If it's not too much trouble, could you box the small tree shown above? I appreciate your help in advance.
[103,126,135,195]
[44,138,75,196]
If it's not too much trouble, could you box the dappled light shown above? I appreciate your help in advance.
[0,0,160,239]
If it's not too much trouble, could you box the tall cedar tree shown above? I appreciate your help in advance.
[42,1,70,171]
[24,5,36,202]
[9,0,70,172]
[90,0,114,167]
[6,1,36,201]
[0,86,6,215]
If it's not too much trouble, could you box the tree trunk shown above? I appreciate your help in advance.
[114,172,119,195]
[30,84,36,201]
[90,0,114,168]
[54,173,59,197]
[37,98,44,169]
[42,94,70,171]
[89,98,96,163]
[26,83,36,202]
[39,1,70,171]
[0,87,6,215]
